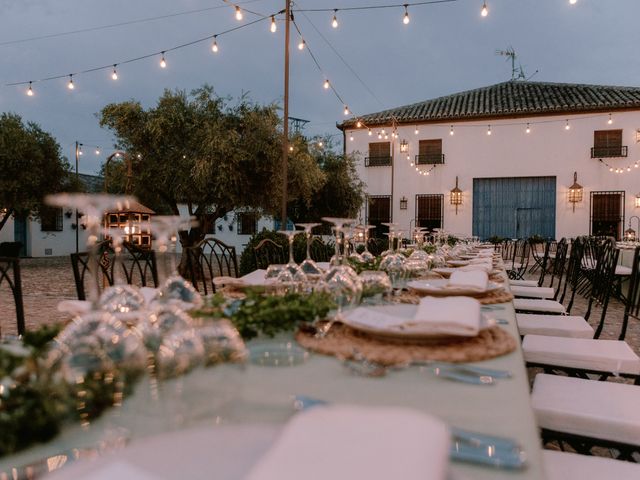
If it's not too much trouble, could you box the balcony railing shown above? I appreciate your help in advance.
[590,146,628,158]
[365,156,392,167]
[415,153,445,165]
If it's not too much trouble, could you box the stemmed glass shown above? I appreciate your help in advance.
[295,223,323,276]
[317,217,362,337]
[277,229,307,281]
[151,216,202,309]
[46,193,136,308]
[379,226,407,290]
[359,225,377,262]
[344,226,363,262]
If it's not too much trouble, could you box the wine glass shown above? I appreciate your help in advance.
[344,226,363,262]
[46,193,137,308]
[98,225,146,320]
[358,225,376,263]
[322,217,354,266]
[295,223,323,276]
[277,229,306,281]
[317,218,362,337]
[151,216,202,309]
[359,270,392,305]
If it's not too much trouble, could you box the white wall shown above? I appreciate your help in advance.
[347,110,640,240]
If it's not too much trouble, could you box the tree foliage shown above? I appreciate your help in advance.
[0,113,74,232]
[99,86,326,245]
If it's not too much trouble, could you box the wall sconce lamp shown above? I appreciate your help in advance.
[568,171,583,212]
[399,196,408,210]
[450,176,463,214]
[399,139,409,153]
[635,193,640,208]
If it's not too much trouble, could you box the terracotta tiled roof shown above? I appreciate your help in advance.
[339,80,640,128]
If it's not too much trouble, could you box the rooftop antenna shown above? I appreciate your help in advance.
[496,47,527,81]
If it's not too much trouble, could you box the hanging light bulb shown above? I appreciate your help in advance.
[349,133,354,141]
[565,119,570,130]
[414,126,419,135]
[111,65,118,80]
[525,123,531,134]
[449,125,454,136]
[410,162,414,167]
[323,79,330,89]
[368,128,372,136]
[608,113,613,125]
[403,5,410,25]
[318,141,323,147]
[26,82,34,96]
[481,1,488,17]
[377,132,382,139]
[628,167,632,172]
[67,75,75,90]
[332,9,339,28]
[487,125,492,135]
[95,147,101,155]
[426,171,430,176]
[569,0,577,4]
[384,134,389,140]
[212,37,219,53]
[270,16,277,33]
[609,167,614,172]
[635,163,639,168]
[343,105,350,115]
[235,6,243,21]
[160,52,167,68]
[406,155,410,160]
[289,145,294,152]
[356,120,362,128]
[298,38,305,50]
[381,128,386,134]
[78,147,83,156]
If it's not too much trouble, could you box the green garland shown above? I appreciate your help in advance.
[193,291,335,340]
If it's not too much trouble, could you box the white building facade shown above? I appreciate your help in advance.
[341,81,640,241]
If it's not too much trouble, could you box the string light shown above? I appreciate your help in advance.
[565,119,570,130]
[481,1,488,17]
[381,129,386,134]
[26,82,33,96]
[323,79,330,89]
[212,36,219,53]
[487,125,492,135]
[377,132,382,139]
[298,37,306,50]
[368,128,372,136]
[607,113,613,125]
[384,134,389,140]
[318,141,323,147]
[414,126,419,135]
[343,105,350,115]
[403,4,410,24]
[67,75,74,90]
[525,123,531,134]
[111,65,118,80]
[449,125,454,136]
[332,10,339,28]
[349,133,354,141]
[235,6,243,21]
[270,16,277,33]
[160,52,167,68]
[569,0,577,4]
[356,120,362,128]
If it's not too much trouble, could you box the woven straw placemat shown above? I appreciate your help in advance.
[296,324,517,366]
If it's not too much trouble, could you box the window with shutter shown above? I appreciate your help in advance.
[40,207,63,232]
[237,213,258,235]
[415,194,444,231]
[590,191,624,240]
[416,140,444,165]
[366,142,392,166]
[592,130,626,157]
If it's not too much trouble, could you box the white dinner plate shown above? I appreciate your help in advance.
[406,279,503,297]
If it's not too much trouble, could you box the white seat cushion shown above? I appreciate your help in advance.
[509,279,539,287]
[543,450,640,480]
[523,335,640,374]
[615,265,632,276]
[511,286,555,299]
[513,298,565,314]
[516,314,594,338]
[532,374,640,445]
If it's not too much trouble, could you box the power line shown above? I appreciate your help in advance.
[0,0,268,48]
[292,0,457,13]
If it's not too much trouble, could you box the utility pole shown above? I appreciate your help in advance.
[75,141,80,253]
[281,0,291,229]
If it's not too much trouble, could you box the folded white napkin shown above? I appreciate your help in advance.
[459,263,492,273]
[241,269,268,286]
[413,296,482,336]
[448,270,489,291]
[246,405,450,480]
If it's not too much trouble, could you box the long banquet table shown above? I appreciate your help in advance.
[0,285,546,480]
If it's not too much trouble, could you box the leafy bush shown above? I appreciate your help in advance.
[487,235,505,245]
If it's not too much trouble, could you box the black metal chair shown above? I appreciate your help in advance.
[186,237,239,295]
[70,240,158,300]
[0,256,25,336]
[502,239,530,280]
[0,242,22,258]
[254,238,286,270]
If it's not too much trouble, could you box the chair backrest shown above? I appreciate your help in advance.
[0,256,25,335]
[70,240,115,301]
[621,246,640,341]
[0,242,22,258]
[504,239,530,279]
[186,237,238,295]
[310,237,332,262]
[121,242,159,288]
[254,238,286,270]
[589,238,620,339]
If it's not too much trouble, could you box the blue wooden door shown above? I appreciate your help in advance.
[473,177,556,240]
[13,215,27,256]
